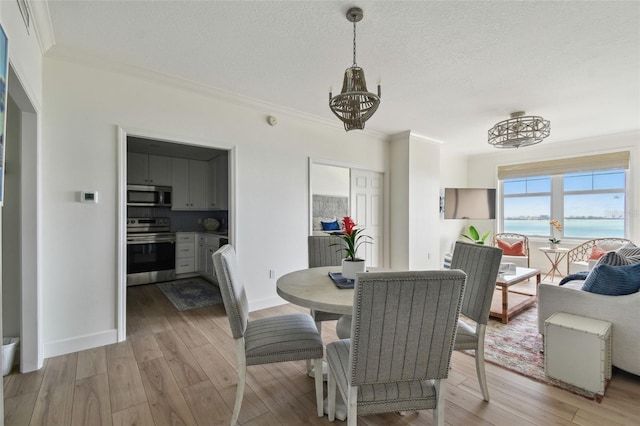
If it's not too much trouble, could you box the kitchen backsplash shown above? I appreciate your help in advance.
[127,207,228,233]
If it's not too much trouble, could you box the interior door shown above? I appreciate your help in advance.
[350,169,383,267]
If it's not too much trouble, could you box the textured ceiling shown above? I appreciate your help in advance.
[45,1,640,154]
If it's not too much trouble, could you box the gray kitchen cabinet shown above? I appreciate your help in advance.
[171,158,207,210]
[128,153,172,186]
[206,153,228,210]
[197,234,220,281]
[176,232,196,274]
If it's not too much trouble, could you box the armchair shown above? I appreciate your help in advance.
[493,233,530,268]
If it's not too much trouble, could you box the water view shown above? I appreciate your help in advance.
[504,218,624,239]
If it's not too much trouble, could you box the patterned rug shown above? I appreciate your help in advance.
[462,307,603,401]
[157,278,222,311]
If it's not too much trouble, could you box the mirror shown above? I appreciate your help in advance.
[310,163,350,236]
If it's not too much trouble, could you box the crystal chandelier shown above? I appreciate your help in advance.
[329,7,381,131]
[488,111,550,148]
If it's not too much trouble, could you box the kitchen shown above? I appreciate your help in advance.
[126,136,229,287]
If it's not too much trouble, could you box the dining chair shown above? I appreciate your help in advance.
[308,235,345,330]
[326,270,467,426]
[213,244,324,425]
[450,241,503,402]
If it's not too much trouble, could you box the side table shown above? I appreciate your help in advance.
[544,312,612,396]
[538,247,569,283]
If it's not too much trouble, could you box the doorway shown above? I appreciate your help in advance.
[2,65,41,374]
[117,129,234,341]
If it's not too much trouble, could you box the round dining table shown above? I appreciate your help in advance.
[276,266,355,316]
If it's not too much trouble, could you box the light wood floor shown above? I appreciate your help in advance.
[4,282,640,425]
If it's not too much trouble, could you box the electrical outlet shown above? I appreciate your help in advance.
[269,269,276,279]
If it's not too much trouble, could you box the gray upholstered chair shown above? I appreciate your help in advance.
[213,244,324,425]
[326,270,467,426]
[451,241,503,402]
[308,235,345,331]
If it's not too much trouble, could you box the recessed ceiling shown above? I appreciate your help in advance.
[45,1,640,154]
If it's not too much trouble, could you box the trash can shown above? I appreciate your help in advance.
[2,337,19,376]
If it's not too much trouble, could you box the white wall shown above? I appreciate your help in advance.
[389,132,441,270]
[41,55,388,356]
[438,148,470,259]
[311,163,349,197]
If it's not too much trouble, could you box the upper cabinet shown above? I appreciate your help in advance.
[127,153,172,186]
[171,158,207,210]
[206,153,229,210]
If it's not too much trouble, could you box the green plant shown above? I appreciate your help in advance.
[549,219,562,244]
[461,225,491,245]
[329,216,372,261]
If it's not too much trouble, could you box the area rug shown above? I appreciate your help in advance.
[157,278,222,311]
[461,308,604,401]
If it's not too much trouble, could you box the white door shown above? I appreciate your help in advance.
[350,169,383,268]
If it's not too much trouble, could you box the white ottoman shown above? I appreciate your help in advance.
[544,312,612,396]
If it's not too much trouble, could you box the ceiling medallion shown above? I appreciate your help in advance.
[329,7,381,131]
[488,111,550,148]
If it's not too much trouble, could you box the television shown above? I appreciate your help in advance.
[444,188,496,219]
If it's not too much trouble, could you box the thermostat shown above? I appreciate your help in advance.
[80,191,98,203]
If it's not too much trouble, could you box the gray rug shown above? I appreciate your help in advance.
[157,278,222,311]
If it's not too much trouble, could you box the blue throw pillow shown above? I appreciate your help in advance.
[581,262,640,296]
[321,220,340,231]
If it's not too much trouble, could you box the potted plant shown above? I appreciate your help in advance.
[329,216,372,280]
[549,219,562,249]
[461,225,491,245]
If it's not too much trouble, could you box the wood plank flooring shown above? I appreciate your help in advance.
[4,282,640,425]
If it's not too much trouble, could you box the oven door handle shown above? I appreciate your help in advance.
[126,238,176,244]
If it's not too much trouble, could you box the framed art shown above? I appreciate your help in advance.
[0,22,8,206]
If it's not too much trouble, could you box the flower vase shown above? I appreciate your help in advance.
[550,243,559,250]
[342,259,366,280]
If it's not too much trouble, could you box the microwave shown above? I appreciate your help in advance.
[127,185,172,207]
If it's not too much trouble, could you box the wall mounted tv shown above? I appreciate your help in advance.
[444,188,496,219]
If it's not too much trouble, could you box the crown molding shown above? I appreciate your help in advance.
[46,46,389,141]
[28,0,56,54]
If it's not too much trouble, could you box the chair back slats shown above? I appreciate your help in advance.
[213,244,250,339]
[350,271,466,386]
[308,236,345,267]
[449,242,503,324]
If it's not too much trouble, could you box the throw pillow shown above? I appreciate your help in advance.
[496,239,526,256]
[596,251,640,267]
[321,220,340,231]
[616,243,640,258]
[581,262,640,296]
[588,245,607,260]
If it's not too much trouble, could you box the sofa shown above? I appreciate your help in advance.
[566,238,631,275]
[538,279,640,376]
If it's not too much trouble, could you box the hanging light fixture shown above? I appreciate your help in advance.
[329,7,381,131]
[488,111,550,148]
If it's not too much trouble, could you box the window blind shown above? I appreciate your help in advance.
[497,151,630,180]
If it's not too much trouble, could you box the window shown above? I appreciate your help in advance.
[563,170,625,238]
[498,152,629,240]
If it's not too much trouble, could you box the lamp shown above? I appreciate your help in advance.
[488,111,550,148]
[329,7,381,131]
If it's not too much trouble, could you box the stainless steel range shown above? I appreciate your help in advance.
[127,217,176,286]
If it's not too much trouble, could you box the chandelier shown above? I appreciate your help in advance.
[488,111,550,148]
[329,7,381,131]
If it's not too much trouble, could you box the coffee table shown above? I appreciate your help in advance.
[490,267,541,324]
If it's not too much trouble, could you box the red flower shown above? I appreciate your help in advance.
[327,216,372,261]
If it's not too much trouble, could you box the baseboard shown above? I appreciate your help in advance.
[249,296,287,312]
[44,329,118,358]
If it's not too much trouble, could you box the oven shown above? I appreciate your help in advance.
[127,218,176,286]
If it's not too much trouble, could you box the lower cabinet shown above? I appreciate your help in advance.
[197,234,221,282]
[176,232,196,274]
